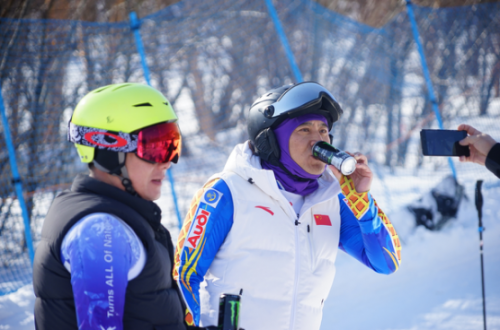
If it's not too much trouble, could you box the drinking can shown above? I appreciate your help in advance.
[312,141,357,175]
[217,293,241,330]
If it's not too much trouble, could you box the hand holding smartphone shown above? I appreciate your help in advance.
[420,129,470,157]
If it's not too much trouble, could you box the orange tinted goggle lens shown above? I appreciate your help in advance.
[137,122,181,164]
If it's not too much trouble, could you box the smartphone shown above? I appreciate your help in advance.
[420,129,470,157]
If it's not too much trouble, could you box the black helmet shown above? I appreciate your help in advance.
[247,81,343,162]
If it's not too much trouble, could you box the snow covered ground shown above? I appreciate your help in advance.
[322,178,500,330]
[0,172,499,330]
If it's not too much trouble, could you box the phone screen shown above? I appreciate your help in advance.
[420,129,470,157]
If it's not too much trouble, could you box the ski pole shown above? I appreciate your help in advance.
[475,180,486,330]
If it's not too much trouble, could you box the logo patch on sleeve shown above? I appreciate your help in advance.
[314,214,332,226]
[185,208,211,250]
[201,188,223,208]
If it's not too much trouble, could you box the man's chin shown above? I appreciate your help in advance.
[305,164,326,176]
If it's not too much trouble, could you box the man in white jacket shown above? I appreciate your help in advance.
[174,82,401,330]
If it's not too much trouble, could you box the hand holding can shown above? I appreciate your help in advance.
[312,141,357,175]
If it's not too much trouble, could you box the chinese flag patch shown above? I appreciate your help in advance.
[314,214,332,226]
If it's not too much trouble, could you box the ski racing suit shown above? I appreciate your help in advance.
[174,142,401,330]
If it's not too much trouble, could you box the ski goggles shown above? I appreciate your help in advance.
[68,121,182,164]
[136,122,181,164]
[265,82,340,121]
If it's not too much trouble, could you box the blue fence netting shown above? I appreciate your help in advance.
[0,0,499,295]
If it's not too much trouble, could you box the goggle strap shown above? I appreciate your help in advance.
[68,122,137,152]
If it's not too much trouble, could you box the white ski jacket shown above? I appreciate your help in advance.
[175,142,401,330]
[200,142,342,330]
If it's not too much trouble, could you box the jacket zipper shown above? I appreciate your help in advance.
[290,217,300,330]
[307,224,315,271]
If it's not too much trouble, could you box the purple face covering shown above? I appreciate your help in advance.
[261,114,328,196]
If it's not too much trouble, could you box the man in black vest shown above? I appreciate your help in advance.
[33,83,188,330]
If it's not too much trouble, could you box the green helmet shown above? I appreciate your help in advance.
[68,83,180,195]
[70,83,178,163]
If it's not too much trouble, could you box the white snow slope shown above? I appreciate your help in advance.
[1,175,499,330]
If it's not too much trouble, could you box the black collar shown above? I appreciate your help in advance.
[71,174,163,230]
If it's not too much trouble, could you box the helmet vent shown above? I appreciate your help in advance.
[133,102,153,107]
[94,86,111,93]
[112,84,132,91]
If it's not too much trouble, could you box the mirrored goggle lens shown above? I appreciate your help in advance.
[270,82,337,118]
[137,122,181,164]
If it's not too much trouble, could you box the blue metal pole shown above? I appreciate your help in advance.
[129,12,183,228]
[167,166,182,228]
[0,83,35,265]
[406,0,457,179]
[264,0,304,83]
[130,12,151,86]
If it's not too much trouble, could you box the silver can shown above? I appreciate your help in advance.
[312,141,357,175]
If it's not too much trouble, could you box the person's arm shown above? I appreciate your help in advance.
[174,178,234,327]
[61,213,144,330]
[485,143,500,178]
[338,175,401,274]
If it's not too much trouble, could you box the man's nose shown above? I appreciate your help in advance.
[310,130,325,144]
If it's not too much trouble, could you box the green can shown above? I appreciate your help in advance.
[217,293,241,330]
